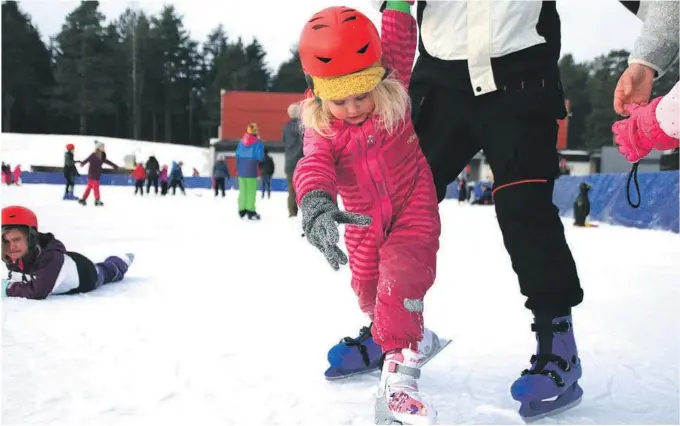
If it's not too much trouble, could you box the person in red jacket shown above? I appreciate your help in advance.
[130,163,147,196]
[78,141,119,206]
[295,4,441,423]
[1,206,134,300]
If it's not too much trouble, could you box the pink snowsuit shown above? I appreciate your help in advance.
[293,10,440,354]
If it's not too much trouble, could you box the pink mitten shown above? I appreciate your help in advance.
[612,97,678,163]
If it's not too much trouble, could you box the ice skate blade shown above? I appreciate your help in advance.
[419,338,451,368]
[518,383,583,423]
[375,411,437,425]
[324,366,380,381]
[520,396,582,423]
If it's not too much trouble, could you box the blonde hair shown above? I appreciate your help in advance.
[300,75,409,139]
[287,103,300,119]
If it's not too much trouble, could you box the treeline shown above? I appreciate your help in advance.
[2,1,678,149]
[2,0,307,146]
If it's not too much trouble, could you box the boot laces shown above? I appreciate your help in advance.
[520,320,573,387]
[341,324,376,367]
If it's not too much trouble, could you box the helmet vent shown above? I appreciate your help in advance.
[342,16,357,23]
[316,56,332,64]
[312,24,329,30]
[340,8,356,13]
[357,43,369,54]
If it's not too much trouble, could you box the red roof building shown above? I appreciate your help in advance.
[219,90,305,143]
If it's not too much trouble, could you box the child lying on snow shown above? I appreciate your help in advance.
[1,205,134,300]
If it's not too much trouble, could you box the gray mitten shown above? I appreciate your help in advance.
[300,190,372,270]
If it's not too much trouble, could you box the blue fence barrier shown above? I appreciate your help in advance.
[550,171,678,233]
[442,171,678,233]
[14,171,679,232]
[18,172,291,192]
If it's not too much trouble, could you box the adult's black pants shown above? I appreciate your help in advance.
[410,72,583,315]
[146,176,159,194]
[214,177,226,196]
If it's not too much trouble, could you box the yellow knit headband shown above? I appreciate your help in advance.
[309,63,387,101]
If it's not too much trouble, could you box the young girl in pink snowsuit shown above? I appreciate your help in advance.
[294,3,440,423]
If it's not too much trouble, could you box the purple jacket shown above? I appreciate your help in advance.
[4,233,67,299]
[80,152,118,180]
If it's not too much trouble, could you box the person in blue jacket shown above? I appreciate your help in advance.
[235,123,264,219]
[169,161,185,195]
[212,159,230,197]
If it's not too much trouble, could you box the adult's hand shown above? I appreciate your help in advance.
[613,63,655,116]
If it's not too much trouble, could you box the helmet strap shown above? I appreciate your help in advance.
[304,74,322,104]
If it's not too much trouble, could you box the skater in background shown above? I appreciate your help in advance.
[235,123,264,219]
[393,0,586,417]
[63,144,79,200]
[471,184,494,205]
[168,161,185,195]
[457,178,467,203]
[131,163,146,196]
[212,158,230,197]
[259,148,275,199]
[159,165,169,195]
[282,102,303,217]
[612,1,679,162]
[296,5,443,423]
[1,206,134,300]
[1,162,12,185]
[12,165,22,185]
[78,141,119,206]
[572,182,592,227]
[145,154,160,194]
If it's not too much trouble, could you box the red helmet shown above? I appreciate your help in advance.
[66,144,75,150]
[2,206,38,230]
[299,6,381,78]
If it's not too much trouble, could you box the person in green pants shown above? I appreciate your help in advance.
[235,123,265,219]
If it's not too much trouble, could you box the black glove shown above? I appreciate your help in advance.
[300,190,372,270]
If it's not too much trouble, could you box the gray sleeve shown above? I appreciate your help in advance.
[629,0,680,79]
[367,0,386,12]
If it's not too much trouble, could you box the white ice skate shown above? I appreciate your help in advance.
[374,348,437,425]
[114,253,135,267]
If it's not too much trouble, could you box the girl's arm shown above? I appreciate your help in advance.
[79,153,93,166]
[380,1,417,90]
[655,81,680,141]
[6,253,64,300]
[293,128,338,205]
[104,159,119,169]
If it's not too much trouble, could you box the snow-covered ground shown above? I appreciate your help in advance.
[1,133,212,175]
[2,184,678,425]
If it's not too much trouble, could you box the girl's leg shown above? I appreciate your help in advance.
[95,254,134,287]
[82,180,94,199]
[246,178,257,211]
[92,180,101,200]
[325,226,383,376]
[238,177,247,215]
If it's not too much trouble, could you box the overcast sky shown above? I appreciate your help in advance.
[20,0,643,71]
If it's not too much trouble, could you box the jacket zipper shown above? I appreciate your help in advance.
[363,134,393,241]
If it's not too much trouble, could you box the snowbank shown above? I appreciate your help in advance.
[1,133,212,175]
